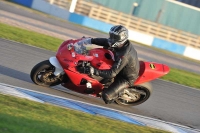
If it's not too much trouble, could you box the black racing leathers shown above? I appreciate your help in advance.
[91,38,140,103]
[91,38,139,84]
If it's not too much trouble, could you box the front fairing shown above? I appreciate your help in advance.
[56,39,114,70]
[56,39,94,70]
[56,39,114,87]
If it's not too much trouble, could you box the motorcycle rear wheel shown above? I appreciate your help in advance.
[115,82,152,106]
[30,60,61,87]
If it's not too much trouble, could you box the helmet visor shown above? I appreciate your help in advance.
[108,38,122,47]
[108,32,122,45]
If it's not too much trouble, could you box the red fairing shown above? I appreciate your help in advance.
[55,39,170,97]
[56,39,78,70]
[134,61,170,85]
[88,48,114,69]
[56,39,106,96]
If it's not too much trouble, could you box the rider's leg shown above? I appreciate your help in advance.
[101,77,130,104]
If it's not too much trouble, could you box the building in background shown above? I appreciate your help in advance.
[91,0,200,36]
[177,0,200,8]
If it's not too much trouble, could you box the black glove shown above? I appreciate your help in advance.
[77,66,95,75]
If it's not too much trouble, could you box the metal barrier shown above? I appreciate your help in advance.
[45,0,200,49]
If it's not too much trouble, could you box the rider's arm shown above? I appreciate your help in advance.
[94,56,128,78]
[91,38,110,47]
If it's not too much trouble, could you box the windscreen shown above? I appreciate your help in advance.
[74,43,90,55]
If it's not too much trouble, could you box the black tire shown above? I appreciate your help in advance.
[30,60,61,87]
[115,82,152,106]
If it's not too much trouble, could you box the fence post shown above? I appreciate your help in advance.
[88,7,93,18]
[125,15,131,28]
[69,0,78,12]
[116,12,122,24]
[96,6,102,18]
[105,8,111,23]
[50,0,55,4]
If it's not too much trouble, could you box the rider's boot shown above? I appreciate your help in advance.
[101,92,114,104]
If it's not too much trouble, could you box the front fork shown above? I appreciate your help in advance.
[49,57,64,76]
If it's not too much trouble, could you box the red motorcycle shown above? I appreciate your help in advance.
[30,38,170,106]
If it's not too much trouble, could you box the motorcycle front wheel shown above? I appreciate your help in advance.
[30,60,61,87]
[115,82,152,106]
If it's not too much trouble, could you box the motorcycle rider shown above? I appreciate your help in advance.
[77,25,140,104]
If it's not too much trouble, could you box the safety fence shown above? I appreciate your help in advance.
[45,0,71,9]
[46,0,200,49]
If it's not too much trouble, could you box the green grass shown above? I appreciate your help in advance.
[161,68,200,88]
[0,23,63,51]
[1,22,200,89]
[0,94,169,133]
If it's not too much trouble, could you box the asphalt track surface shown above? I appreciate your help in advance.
[0,1,200,130]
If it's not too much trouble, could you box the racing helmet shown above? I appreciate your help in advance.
[108,25,128,48]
